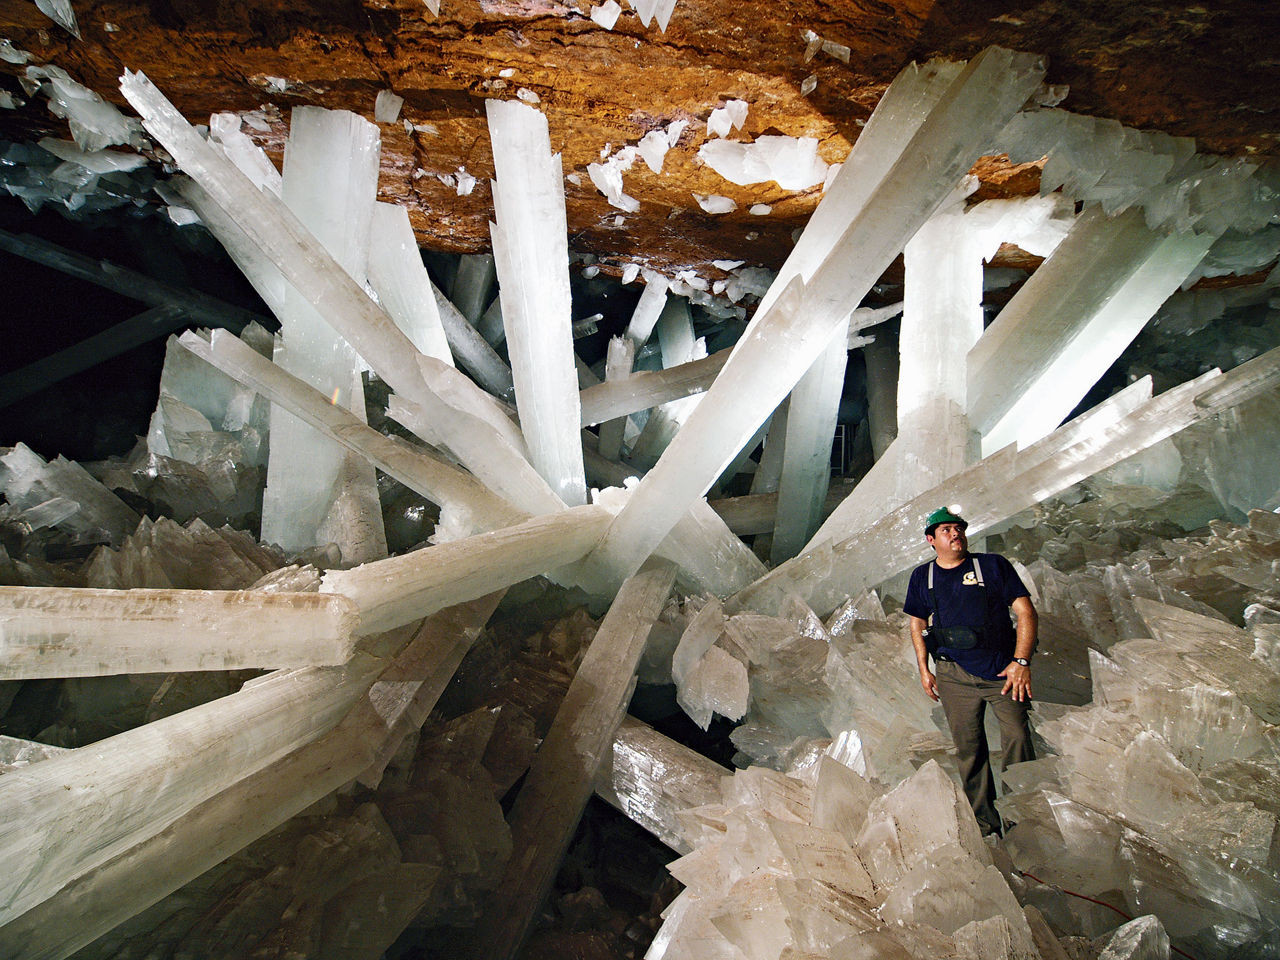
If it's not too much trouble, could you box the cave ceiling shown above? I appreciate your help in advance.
[1,0,1279,279]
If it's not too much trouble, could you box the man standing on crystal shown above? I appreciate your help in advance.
[903,506,1037,837]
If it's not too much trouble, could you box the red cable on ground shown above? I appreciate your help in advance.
[1017,870,1200,960]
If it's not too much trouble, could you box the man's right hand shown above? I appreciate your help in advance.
[920,669,939,702]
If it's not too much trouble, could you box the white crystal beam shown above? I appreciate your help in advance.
[486,99,587,506]
[0,596,502,960]
[579,346,730,426]
[430,277,518,399]
[119,73,529,499]
[472,559,678,960]
[179,330,525,533]
[367,201,454,364]
[733,342,1280,617]
[0,649,395,923]
[596,335,635,460]
[261,106,387,562]
[387,393,564,517]
[769,322,848,561]
[751,59,967,563]
[0,586,358,679]
[321,504,611,635]
[970,204,1217,454]
[593,715,725,855]
[576,47,1046,592]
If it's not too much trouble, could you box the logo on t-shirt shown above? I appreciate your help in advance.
[962,571,978,586]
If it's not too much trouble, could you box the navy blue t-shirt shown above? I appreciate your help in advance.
[903,552,1030,681]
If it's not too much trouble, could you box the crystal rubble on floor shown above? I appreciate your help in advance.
[486,99,587,506]
[734,342,1280,620]
[997,611,1280,955]
[180,329,525,540]
[577,47,1047,595]
[0,595,504,960]
[0,443,139,549]
[121,74,535,520]
[471,559,678,960]
[646,757,1076,960]
[970,204,1219,457]
[809,191,1074,551]
[0,584,358,679]
[260,106,387,565]
[82,514,285,590]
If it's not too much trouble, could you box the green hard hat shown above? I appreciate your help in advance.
[925,506,967,536]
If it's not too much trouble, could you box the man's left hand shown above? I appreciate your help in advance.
[998,661,1032,702]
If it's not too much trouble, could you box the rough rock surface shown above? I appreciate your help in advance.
[1,0,1278,275]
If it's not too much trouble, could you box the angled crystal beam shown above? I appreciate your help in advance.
[807,194,1073,551]
[749,60,965,562]
[261,106,386,561]
[733,343,1280,618]
[658,500,767,597]
[0,586,358,679]
[576,47,1045,592]
[769,322,848,561]
[625,270,669,345]
[0,648,395,924]
[450,253,496,324]
[472,558,678,960]
[0,305,191,409]
[0,226,269,333]
[970,204,1217,454]
[322,504,611,635]
[119,73,527,496]
[593,715,725,855]
[387,393,564,517]
[486,99,587,506]
[629,298,702,468]
[429,279,516,398]
[367,202,453,364]
[596,335,636,460]
[578,346,730,426]
[0,596,502,960]
[806,191,980,551]
[179,331,524,534]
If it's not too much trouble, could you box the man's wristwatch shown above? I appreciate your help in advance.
[1013,657,1031,666]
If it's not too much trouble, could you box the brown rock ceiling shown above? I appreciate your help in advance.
[1,0,1278,277]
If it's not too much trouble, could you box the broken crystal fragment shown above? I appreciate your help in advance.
[706,98,749,138]
[591,0,622,29]
[693,192,736,214]
[374,88,403,123]
[698,135,828,191]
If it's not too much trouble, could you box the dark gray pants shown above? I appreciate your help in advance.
[935,659,1035,836]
